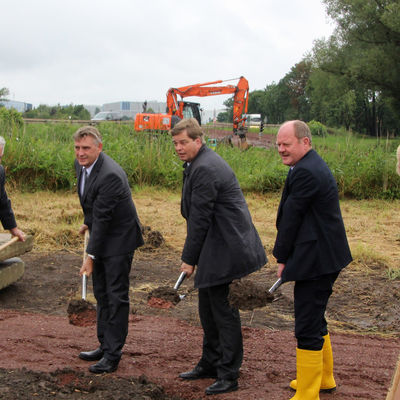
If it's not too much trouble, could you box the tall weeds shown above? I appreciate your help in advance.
[1,121,399,199]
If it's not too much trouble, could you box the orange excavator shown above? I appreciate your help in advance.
[134,76,249,145]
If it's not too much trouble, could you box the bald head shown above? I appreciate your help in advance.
[276,120,312,166]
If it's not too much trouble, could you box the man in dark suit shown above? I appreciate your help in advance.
[171,118,267,395]
[0,136,25,242]
[273,120,352,399]
[73,126,143,374]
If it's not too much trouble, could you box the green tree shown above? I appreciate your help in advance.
[0,87,9,104]
[259,61,312,124]
[217,111,229,122]
[307,1,400,135]
[262,82,290,124]
[320,0,400,110]
[247,90,266,118]
[285,60,312,121]
[222,97,234,122]
[307,68,357,129]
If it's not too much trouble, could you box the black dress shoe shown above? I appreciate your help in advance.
[205,379,238,395]
[179,365,217,380]
[89,357,119,374]
[79,347,104,361]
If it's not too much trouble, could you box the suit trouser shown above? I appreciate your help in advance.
[92,252,134,361]
[294,272,339,350]
[198,283,243,380]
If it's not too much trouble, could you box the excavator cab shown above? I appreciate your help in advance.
[180,101,202,126]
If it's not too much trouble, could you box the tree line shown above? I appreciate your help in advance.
[220,0,400,137]
[23,104,91,120]
[1,87,91,121]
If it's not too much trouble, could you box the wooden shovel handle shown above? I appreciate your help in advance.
[0,236,19,252]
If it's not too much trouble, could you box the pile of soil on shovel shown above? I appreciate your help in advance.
[67,299,96,327]
[147,286,181,309]
[228,279,274,310]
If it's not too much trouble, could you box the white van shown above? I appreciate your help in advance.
[91,111,122,121]
[243,114,262,127]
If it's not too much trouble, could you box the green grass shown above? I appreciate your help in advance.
[1,121,399,199]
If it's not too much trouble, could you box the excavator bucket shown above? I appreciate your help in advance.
[239,137,250,150]
[236,127,250,150]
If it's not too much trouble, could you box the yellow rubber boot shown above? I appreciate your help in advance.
[290,348,322,400]
[290,334,336,392]
[320,333,336,391]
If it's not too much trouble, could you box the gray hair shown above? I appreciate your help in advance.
[292,120,312,144]
[73,126,102,145]
[0,136,6,148]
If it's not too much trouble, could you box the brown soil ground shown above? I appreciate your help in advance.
[206,128,276,149]
[0,243,399,400]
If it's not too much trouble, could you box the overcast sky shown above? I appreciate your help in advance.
[1,0,335,110]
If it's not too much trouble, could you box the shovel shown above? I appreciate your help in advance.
[174,271,187,300]
[66,230,97,325]
[82,230,89,300]
[0,236,19,252]
[268,277,282,294]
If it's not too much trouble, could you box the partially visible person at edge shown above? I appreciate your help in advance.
[0,136,25,242]
[396,145,400,176]
[273,120,352,400]
[73,126,144,374]
[171,118,267,396]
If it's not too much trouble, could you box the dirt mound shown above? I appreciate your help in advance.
[229,279,274,310]
[141,225,165,251]
[67,299,96,326]
[0,368,180,400]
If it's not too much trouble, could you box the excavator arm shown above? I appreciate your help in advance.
[166,76,249,134]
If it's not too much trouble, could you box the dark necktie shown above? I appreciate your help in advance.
[81,168,88,196]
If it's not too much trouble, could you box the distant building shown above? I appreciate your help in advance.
[101,101,167,120]
[84,105,102,118]
[0,100,32,113]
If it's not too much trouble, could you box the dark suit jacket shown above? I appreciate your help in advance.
[181,145,267,289]
[273,149,352,282]
[0,166,16,230]
[75,153,143,257]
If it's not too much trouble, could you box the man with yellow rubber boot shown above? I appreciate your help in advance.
[273,120,352,399]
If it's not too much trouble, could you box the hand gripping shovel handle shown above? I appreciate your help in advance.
[268,278,282,294]
[174,271,187,290]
